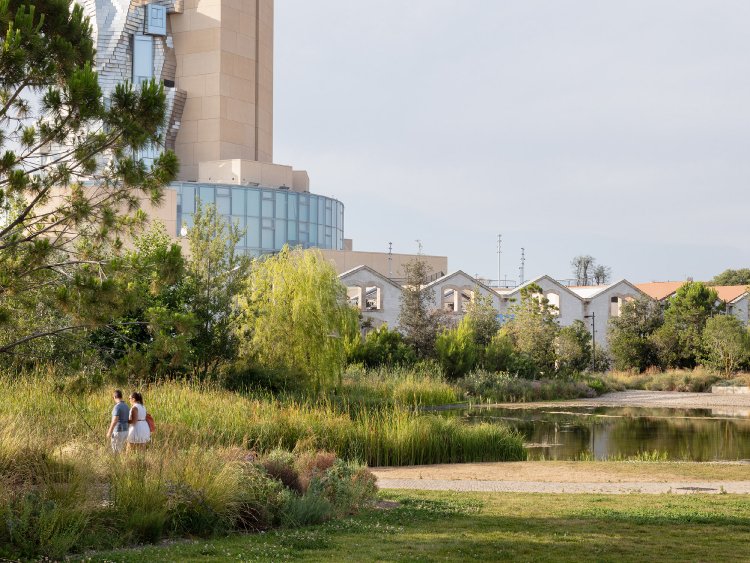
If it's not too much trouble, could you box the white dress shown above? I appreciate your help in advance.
[127,403,151,444]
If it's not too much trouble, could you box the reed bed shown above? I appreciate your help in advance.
[340,364,460,407]
[0,374,525,467]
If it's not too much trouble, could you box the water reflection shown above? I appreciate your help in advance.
[458,406,750,461]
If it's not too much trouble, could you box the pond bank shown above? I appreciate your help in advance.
[481,390,750,414]
[372,460,750,494]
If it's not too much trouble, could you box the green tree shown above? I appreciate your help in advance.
[463,290,500,347]
[0,1,178,355]
[435,318,478,379]
[185,203,248,378]
[711,268,750,286]
[652,281,721,368]
[398,257,445,358]
[89,223,195,381]
[607,296,663,371]
[556,320,592,375]
[238,246,357,390]
[483,328,516,373]
[702,315,749,378]
[505,283,559,377]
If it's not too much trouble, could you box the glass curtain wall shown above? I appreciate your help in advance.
[173,183,345,257]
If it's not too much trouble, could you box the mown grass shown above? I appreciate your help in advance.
[90,489,750,562]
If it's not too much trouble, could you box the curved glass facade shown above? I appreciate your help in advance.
[173,182,345,257]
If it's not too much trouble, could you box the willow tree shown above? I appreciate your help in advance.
[238,246,357,390]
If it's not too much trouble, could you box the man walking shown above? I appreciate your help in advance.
[106,389,130,453]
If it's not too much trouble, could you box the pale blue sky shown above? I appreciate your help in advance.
[274,1,750,284]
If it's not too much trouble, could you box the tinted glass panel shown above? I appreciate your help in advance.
[181,185,195,213]
[247,219,260,248]
[287,193,298,221]
[261,228,273,250]
[274,220,286,250]
[310,197,318,225]
[275,192,286,218]
[287,220,297,241]
[216,194,231,215]
[262,194,273,217]
[199,186,214,205]
[232,189,245,215]
[247,190,260,216]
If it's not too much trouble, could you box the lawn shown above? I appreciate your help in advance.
[91,489,750,562]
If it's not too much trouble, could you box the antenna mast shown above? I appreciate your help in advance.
[497,234,502,287]
[519,248,525,285]
[388,242,393,277]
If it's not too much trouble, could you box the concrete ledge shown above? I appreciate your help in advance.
[712,385,750,395]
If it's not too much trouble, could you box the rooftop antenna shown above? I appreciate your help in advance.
[519,247,525,285]
[497,234,502,288]
[415,239,423,255]
[388,242,393,276]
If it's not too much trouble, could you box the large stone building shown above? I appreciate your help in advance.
[83,0,344,256]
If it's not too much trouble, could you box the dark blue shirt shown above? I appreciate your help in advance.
[112,401,129,432]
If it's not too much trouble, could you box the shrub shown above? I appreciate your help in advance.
[435,319,479,379]
[459,370,600,403]
[347,325,416,368]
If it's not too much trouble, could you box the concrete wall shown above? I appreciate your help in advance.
[499,277,586,329]
[173,0,274,181]
[425,272,503,323]
[321,250,448,279]
[582,282,644,347]
[728,296,749,325]
[339,268,402,330]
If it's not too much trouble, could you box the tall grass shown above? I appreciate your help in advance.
[601,368,723,393]
[0,373,524,466]
[340,364,460,407]
[458,370,603,403]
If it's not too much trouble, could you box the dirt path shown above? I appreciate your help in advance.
[371,461,750,494]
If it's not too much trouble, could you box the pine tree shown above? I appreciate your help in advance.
[0,1,178,355]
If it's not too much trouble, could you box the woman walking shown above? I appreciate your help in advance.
[126,392,151,452]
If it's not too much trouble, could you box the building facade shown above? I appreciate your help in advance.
[84,0,345,254]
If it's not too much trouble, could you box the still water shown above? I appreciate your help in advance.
[461,406,750,461]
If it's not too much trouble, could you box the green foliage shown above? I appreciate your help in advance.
[504,283,559,376]
[185,203,248,379]
[398,257,445,357]
[608,296,663,372]
[459,369,601,402]
[347,324,416,368]
[238,246,357,390]
[556,320,592,375]
[463,290,500,347]
[435,318,478,379]
[89,223,195,381]
[0,1,177,357]
[653,282,721,368]
[341,364,458,407]
[701,315,749,378]
[711,268,750,286]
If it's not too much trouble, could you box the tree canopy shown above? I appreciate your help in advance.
[0,0,178,356]
[711,268,750,286]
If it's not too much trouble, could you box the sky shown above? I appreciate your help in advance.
[273,1,750,285]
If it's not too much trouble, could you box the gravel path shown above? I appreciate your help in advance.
[484,390,750,414]
[375,477,750,494]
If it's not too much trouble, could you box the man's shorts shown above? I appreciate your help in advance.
[111,430,128,453]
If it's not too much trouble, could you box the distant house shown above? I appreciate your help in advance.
[570,281,649,346]
[339,265,404,331]
[636,280,750,325]
[496,276,586,330]
[423,270,503,317]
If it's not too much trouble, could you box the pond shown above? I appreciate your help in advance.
[457,405,750,461]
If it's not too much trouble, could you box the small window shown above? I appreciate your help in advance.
[144,4,167,36]
[132,35,154,85]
